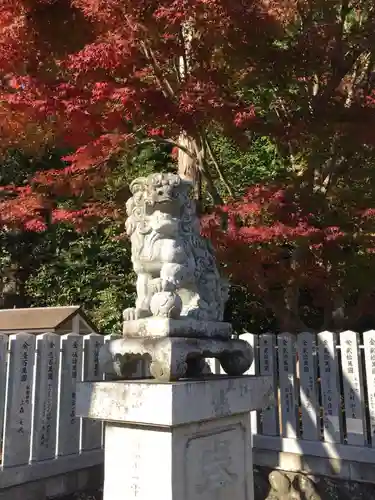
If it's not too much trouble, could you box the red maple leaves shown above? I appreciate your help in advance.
[202,184,375,330]
[0,0,375,236]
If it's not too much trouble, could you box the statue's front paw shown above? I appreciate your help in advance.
[123,308,151,321]
[123,308,138,321]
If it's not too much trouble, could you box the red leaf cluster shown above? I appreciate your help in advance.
[1,0,375,231]
[202,183,375,329]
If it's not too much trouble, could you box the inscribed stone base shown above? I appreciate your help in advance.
[104,414,251,500]
[76,376,273,500]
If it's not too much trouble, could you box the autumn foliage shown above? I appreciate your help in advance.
[203,179,375,331]
[0,1,374,225]
[0,0,283,227]
[0,2,373,210]
[2,1,375,329]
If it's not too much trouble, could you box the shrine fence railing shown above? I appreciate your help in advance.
[2,330,375,492]
[235,331,375,483]
[0,331,117,494]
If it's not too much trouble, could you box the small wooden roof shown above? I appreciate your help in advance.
[0,305,97,333]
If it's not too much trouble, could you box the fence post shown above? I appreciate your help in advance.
[362,330,375,446]
[2,333,36,467]
[258,333,279,435]
[340,330,367,446]
[56,333,83,457]
[31,333,60,461]
[297,332,320,440]
[277,333,299,438]
[317,331,343,443]
[81,333,105,451]
[0,334,8,452]
[240,332,259,435]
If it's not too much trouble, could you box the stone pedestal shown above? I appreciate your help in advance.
[100,331,252,381]
[76,376,273,500]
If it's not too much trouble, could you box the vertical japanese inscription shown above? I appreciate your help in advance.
[297,333,319,440]
[317,331,342,443]
[259,334,278,435]
[340,331,366,445]
[31,333,59,461]
[2,333,36,467]
[363,331,375,445]
[81,333,105,451]
[277,333,298,438]
[56,333,83,456]
[129,440,141,497]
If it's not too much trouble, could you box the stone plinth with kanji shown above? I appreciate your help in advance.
[76,375,273,500]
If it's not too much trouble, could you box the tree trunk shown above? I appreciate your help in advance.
[176,23,223,205]
[178,133,200,184]
[177,132,223,206]
[177,132,203,211]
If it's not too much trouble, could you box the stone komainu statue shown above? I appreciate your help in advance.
[123,172,229,323]
[99,172,252,381]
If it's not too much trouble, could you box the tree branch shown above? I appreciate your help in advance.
[178,26,189,81]
[203,134,234,198]
[195,136,223,205]
[311,1,360,112]
[140,41,175,99]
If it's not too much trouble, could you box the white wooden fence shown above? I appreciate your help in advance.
[0,331,120,491]
[237,331,375,481]
[2,330,375,491]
